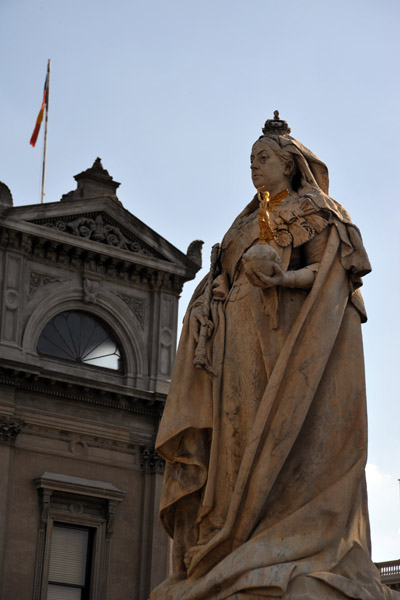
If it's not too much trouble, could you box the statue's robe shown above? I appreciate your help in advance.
[150,190,398,600]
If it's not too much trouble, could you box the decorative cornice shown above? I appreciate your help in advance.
[0,228,23,251]
[0,416,24,444]
[0,224,185,294]
[0,370,165,418]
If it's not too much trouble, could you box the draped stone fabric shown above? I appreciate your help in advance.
[150,181,398,599]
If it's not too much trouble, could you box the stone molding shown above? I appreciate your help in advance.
[33,472,125,600]
[21,290,146,377]
[20,422,155,472]
[34,471,127,501]
[0,369,164,418]
[0,224,185,294]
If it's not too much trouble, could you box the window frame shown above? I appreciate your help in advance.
[33,473,125,600]
[36,310,124,373]
[47,522,94,600]
[43,518,101,600]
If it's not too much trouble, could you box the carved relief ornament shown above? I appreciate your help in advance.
[37,213,160,258]
[0,416,24,444]
[140,446,165,473]
[30,272,63,295]
[117,294,144,327]
[83,278,99,303]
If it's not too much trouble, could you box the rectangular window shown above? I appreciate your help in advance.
[34,473,125,600]
[47,524,93,600]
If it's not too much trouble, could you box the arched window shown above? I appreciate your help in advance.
[37,311,122,371]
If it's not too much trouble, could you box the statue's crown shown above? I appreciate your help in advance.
[262,110,291,136]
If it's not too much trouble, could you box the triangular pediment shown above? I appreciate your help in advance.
[2,196,202,276]
[0,158,202,278]
[29,207,166,261]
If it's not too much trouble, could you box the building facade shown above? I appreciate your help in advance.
[0,160,202,600]
[376,560,400,592]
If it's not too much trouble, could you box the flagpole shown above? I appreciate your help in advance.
[40,59,51,204]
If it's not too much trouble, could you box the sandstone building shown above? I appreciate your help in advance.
[0,160,201,600]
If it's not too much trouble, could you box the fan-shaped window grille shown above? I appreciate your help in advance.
[37,311,122,371]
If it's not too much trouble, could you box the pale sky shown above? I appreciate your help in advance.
[1,0,399,562]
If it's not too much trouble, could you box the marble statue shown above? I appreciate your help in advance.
[150,113,399,599]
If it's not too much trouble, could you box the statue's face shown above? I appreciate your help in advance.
[250,140,288,193]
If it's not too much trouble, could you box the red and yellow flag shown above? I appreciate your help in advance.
[30,71,49,147]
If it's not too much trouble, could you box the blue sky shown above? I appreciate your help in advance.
[1,0,399,561]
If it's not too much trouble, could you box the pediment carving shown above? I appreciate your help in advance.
[29,212,166,260]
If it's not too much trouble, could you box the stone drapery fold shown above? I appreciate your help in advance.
[151,191,396,600]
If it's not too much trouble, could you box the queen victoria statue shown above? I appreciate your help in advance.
[150,113,398,599]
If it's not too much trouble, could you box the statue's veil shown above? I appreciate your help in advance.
[282,136,330,195]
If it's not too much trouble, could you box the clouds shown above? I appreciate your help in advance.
[366,463,400,562]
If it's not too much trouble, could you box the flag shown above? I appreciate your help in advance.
[30,71,49,147]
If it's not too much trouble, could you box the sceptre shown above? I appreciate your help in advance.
[193,243,221,374]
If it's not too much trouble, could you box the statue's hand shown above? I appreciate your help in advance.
[245,261,286,288]
[189,305,214,343]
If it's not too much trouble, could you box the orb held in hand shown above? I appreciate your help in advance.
[242,243,280,277]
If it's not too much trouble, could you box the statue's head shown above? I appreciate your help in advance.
[251,111,329,196]
[250,136,298,195]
